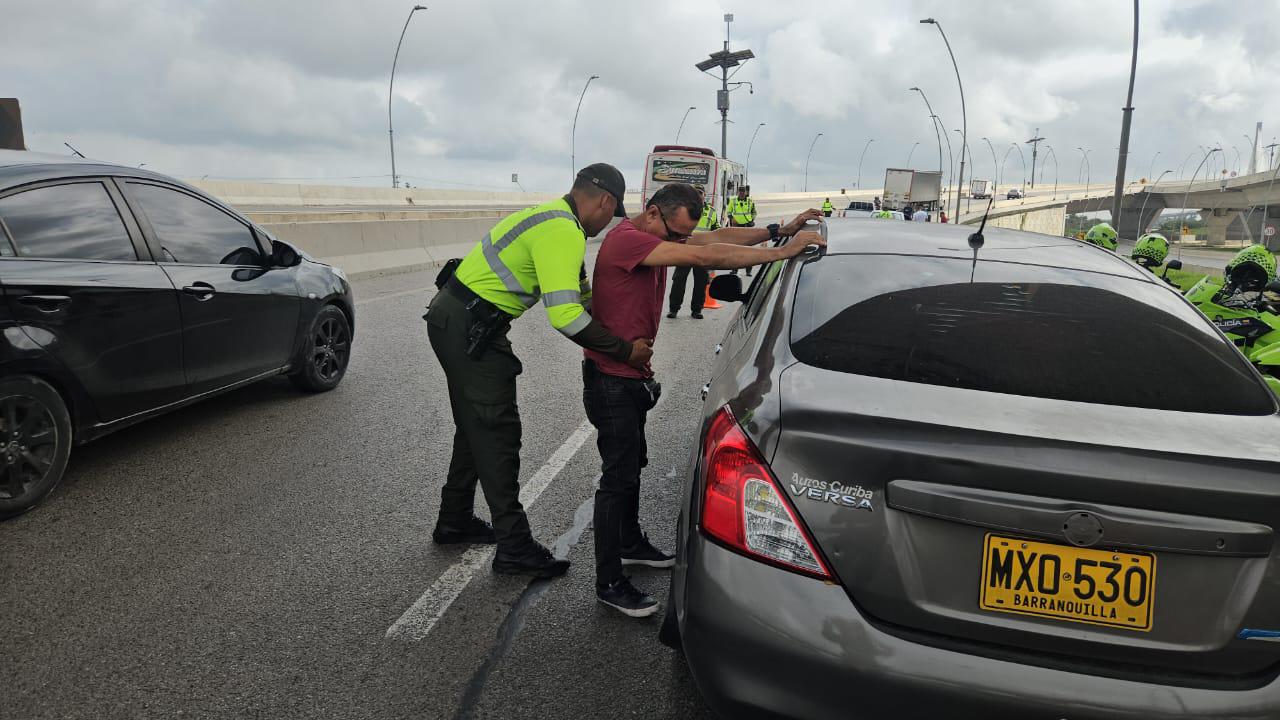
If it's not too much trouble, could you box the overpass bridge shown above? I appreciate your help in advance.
[959,167,1280,249]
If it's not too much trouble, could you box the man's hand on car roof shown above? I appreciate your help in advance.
[784,230,826,257]
[782,209,824,236]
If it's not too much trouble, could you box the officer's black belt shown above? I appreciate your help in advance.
[446,274,502,316]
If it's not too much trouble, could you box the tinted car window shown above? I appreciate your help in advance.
[128,183,263,265]
[743,259,785,327]
[790,254,1275,415]
[0,182,136,261]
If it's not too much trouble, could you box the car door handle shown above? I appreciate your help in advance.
[182,283,216,301]
[17,295,71,313]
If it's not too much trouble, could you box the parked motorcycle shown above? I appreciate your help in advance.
[1183,245,1280,394]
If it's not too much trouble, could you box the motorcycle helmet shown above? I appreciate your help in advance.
[1224,244,1277,292]
[874,210,895,219]
[1083,222,1119,251]
[1130,232,1169,268]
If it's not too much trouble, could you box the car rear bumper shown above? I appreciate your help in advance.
[679,537,1280,720]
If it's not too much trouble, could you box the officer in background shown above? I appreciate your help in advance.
[727,185,756,227]
[667,187,717,319]
[822,198,834,217]
[425,163,653,579]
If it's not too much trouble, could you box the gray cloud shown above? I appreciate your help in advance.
[2,0,1276,193]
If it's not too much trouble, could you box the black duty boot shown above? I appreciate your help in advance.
[493,540,570,578]
[621,533,675,568]
[690,312,704,320]
[666,310,678,319]
[596,576,659,618]
[432,515,497,545]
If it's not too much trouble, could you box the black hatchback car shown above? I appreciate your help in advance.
[666,218,1280,718]
[0,151,354,519]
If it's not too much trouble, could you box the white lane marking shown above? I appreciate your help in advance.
[385,420,595,642]
[355,287,432,307]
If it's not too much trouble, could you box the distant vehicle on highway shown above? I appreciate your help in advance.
[0,151,354,519]
[882,168,942,213]
[642,145,744,225]
[663,219,1280,718]
[1006,187,1025,199]
[841,200,875,218]
[970,178,992,199]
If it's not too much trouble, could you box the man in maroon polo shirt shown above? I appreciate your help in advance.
[584,182,824,617]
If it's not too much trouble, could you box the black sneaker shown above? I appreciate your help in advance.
[492,540,570,578]
[621,534,675,568]
[597,576,659,618]
[666,311,678,319]
[432,515,497,545]
[690,312,704,320]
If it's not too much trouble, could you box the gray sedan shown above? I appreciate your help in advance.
[662,218,1280,718]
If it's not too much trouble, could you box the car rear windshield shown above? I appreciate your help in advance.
[789,254,1276,415]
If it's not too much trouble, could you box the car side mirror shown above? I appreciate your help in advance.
[1267,279,1280,294]
[1164,259,1183,271]
[271,239,302,268]
[709,273,745,303]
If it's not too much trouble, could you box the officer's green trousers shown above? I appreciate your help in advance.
[426,289,532,547]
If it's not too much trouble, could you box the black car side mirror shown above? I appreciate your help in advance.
[271,240,302,268]
[1165,259,1183,271]
[1267,279,1280,294]
[709,273,745,303]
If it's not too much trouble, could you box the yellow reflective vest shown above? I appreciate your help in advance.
[453,197,593,336]
[727,197,756,225]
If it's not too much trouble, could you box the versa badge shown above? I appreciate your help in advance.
[788,474,874,511]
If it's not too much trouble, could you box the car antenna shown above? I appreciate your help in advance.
[968,197,995,282]
[63,141,86,158]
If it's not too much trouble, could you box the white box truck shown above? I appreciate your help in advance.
[884,168,943,212]
[970,179,991,199]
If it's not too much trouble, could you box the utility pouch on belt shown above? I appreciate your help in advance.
[641,378,662,411]
[434,258,463,290]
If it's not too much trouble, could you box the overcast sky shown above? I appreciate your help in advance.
[4,0,1278,193]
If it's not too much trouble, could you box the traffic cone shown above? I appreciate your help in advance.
[704,272,722,310]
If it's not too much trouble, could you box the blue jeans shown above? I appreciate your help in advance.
[582,360,650,587]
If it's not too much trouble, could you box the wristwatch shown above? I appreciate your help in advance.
[768,223,781,241]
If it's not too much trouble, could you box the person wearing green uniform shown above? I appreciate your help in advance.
[425,163,653,578]
[667,188,718,319]
[726,186,756,227]
[822,198,834,217]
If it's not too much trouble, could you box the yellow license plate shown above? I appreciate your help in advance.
[980,534,1156,632]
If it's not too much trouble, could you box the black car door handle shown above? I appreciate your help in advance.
[17,295,72,313]
[182,283,216,301]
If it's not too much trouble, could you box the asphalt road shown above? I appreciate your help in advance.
[0,258,724,719]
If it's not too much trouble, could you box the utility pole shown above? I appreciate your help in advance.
[696,14,754,159]
[1250,122,1261,175]
[1110,0,1139,229]
[1025,129,1045,189]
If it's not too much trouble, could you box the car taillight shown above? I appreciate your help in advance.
[700,406,831,580]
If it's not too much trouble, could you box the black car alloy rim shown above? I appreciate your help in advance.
[0,394,57,501]
[312,316,350,381]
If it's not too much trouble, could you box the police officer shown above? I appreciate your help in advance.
[667,187,718,319]
[727,185,756,227]
[425,163,653,578]
[821,197,834,217]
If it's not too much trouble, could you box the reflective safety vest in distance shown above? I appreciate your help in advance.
[697,202,720,230]
[453,197,593,336]
[727,197,756,225]
[822,201,834,212]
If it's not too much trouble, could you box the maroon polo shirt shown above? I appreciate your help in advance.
[585,218,667,379]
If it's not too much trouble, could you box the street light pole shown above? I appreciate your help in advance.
[1043,145,1059,200]
[675,106,696,143]
[953,129,972,211]
[1110,0,1139,226]
[910,87,943,176]
[804,132,823,192]
[921,18,967,219]
[1138,169,1171,235]
[982,137,998,194]
[1177,146,1221,259]
[936,116,956,210]
[1147,151,1160,181]
[1012,142,1027,189]
[570,74,600,182]
[388,5,427,188]
[1176,150,1197,180]
[1078,147,1092,198]
[906,141,920,167]
[856,138,874,188]
[1000,145,1016,188]
[745,122,765,182]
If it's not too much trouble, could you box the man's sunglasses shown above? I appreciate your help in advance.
[652,206,692,242]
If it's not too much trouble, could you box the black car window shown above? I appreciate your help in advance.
[790,254,1276,415]
[743,259,785,327]
[128,183,263,265]
[0,182,136,261]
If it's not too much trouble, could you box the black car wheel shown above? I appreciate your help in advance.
[0,376,73,520]
[291,305,351,393]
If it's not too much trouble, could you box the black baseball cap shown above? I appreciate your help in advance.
[577,162,627,217]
